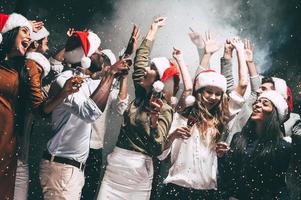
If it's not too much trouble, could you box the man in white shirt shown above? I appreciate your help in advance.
[39,31,130,200]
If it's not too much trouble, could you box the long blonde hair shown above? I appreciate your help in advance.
[182,88,230,144]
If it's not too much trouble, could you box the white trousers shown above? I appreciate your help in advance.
[97,147,154,200]
[39,160,85,200]
[14,160,29,200]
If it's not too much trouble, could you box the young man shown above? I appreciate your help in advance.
[39,30,130,199]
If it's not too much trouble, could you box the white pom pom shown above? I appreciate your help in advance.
[81,56,91,68]
[171,96,178,105]
[185,95,196,107]
[0,34,2,44]
[152,80,165,93]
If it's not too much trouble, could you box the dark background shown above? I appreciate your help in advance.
[1,0,301,199]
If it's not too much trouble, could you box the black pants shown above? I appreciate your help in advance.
[161,183,222,200]
[81,148,102,200]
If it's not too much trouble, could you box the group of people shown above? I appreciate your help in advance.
[0,12,300,200]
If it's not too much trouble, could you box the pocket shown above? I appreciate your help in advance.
[60,165,74,190]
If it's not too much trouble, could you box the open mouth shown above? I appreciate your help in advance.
[21,40,30,49]
[253,108,261,114]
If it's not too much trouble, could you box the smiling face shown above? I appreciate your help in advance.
[256,82,275,96]
[11,26,31,57]
[251,97,274,121]
[197,86,223,110]
[138,63,159,90]
[38,37,49,54]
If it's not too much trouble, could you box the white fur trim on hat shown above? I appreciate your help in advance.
[2,13,32,34]
[86,32,101,57]
[185,95,196,107]
[272,77,288,99]
[195,70,227,92]
[101,49,116,65]
[81,56,91,68]
[0,33,2,43]
[259,90,288,123]
[31,26,49,41]
[64,47,85,64]
[26,52,51,78]
[151,57,170,79]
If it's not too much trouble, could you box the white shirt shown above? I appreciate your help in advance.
[47,70,102,163]
[90,84,129,149]
[158,113,218,190]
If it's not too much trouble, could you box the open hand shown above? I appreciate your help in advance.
[244,39,254,63]
[230,37,244,52]
[203,31,222,54]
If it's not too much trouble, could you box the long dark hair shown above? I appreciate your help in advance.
[0,27,30,136]
[233,107,282,159]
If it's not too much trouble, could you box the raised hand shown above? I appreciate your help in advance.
[124,24,141,57]
[109,58,131,76]
[244,39,254,63]
[188,27,204,48]
[172,47,183,61]
[61,77,83,97]
[230,37,244,52]
[66,28,75,37]
[203,31,222,55]
[30,20,44,33]
[151,16,167,30]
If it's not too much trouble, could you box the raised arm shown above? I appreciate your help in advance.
[221,39,235,94]
[188,28,206,68]
[231,38,249,97]
[244,39,261,93]
[172,47,193,112]
[132,17,167,98]
[197,32,222,74]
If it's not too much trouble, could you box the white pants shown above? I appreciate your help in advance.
[14,160,29,200]
[97,147,154,200]
[39,160,85,200]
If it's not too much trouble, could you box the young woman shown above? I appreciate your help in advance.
[0,13,33,199]
[97,17,180,200]
[159,69,229,200]
[219,90,292,199]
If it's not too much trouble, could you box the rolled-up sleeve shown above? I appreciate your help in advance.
[228,90,245,117]
[63,94,102,123]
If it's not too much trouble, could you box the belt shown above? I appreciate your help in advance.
[43,151,85,171]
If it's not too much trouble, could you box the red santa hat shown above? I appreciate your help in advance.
[31,26,49,41]
[0,13,32,43]
[259,90,288,123]
[272,77,293,112]
[101,49,116,65]
[64,31,101,68]
[151,57,180,95]
[194,70,227,93]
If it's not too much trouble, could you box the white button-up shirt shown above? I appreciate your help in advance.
[158,112,218,190]
[47,70,102,163]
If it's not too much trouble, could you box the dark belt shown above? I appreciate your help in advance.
[43,151,85,171]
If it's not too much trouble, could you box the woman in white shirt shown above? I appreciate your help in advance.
[159,69,229,200]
